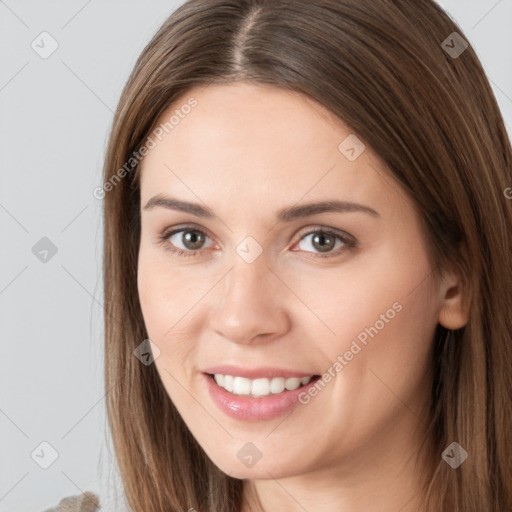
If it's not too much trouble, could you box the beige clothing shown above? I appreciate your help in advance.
[42,492,100,512]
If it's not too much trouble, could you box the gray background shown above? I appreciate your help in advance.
[1,1,511,511]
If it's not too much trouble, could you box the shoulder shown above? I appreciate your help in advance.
[42,492,100,512]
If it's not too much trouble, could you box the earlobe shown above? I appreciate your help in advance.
[437,272,469,330]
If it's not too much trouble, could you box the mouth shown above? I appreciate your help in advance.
[206,372,321,398]
[203,371,322,421]
[200,363,324,421]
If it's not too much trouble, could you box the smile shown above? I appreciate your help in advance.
[212,373,315,398]
[203,371,322,421]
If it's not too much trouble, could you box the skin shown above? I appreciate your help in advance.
[136,82,468,512]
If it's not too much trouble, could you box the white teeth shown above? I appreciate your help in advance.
[285,377,301,390]
[253,377,272,395]
[270,377,285,394]
[213,374,313,398]
[233,376,251,395]
[223,375,234,392]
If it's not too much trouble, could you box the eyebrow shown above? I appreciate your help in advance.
[143,194,380,222]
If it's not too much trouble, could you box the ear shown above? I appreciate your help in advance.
[437,267,469,330]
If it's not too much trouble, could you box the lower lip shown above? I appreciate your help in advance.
[203,373,320,422]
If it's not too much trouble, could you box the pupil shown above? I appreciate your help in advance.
[313,232,334,252]
[184,230,204,249]
[181,231,335,252]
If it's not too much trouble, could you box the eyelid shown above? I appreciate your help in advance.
[158,223,357,258]
[160,223,216,254]
[295,225,356,245]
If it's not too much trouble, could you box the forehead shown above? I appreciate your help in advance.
[138,82,402,216]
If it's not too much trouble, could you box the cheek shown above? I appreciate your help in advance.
[320,266,438,427]
[137,253,206,385]
[137,268,193,410]
[303,244,438,397]
[137,267,166,339]
[137,257,184,375]
[287,244,435,351]
[137,251,195,335]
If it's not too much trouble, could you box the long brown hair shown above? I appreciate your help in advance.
[101,1,512,510]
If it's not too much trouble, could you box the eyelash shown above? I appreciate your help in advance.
[156,224,357,259]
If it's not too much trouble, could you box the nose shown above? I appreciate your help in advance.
[209,253,290,345]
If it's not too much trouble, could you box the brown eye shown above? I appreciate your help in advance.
[180,229,207,250]
[294,228,355,258]
[310,232,336,252]
[159,226,214,256]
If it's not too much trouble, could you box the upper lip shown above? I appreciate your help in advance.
[202,365,318,380]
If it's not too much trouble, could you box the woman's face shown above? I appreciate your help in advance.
[137,82,461,481]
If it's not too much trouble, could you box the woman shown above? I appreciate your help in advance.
[99,0,512,511]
